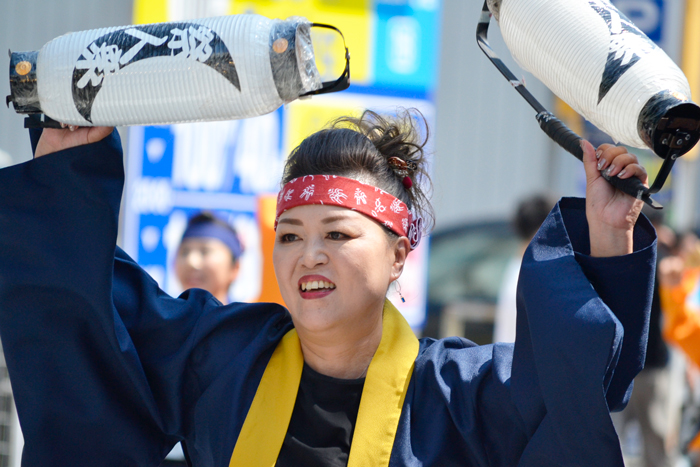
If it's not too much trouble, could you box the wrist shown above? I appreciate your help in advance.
[588,222,634,257]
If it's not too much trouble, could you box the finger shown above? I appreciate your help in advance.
[86,126,114,144]
[595,143,617,160]
[581,140,601,185]
[596,145,627,172]
[602,152,639,177]
[615,163,648,185]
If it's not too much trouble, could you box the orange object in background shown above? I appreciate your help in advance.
[256,194,286,307]
[660,267,700,368]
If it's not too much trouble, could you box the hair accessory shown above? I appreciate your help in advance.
[275,175,422,250]
[388,156,417,173]
[388,157,416,190]
[408,217,423,250]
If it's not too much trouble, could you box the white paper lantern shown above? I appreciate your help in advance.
[488,0,697,152]
[8,15,326,126]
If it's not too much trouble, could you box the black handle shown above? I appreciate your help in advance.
[299,23,350,97]
[537,112,584,160]
[536,112,661,209]
[600,170,649,200]
[24,114,63,129]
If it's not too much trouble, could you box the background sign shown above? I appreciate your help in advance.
[614,0,665,43]
[124,0,442,330]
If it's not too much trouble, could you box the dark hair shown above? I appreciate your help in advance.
[186,212,230,228]
[281,109,434,232]
[513,194,556,240]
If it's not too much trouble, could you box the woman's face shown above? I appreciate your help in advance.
[175,238,239,302]
[273,204,408,334]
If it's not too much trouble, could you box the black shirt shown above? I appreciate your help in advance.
[276,363,365,467]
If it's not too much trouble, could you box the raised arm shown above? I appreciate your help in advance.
[581,140,648,257]
[508,142,655,466]
[0,128,291,466]
[34,125,114,158]
[0,128,172,465]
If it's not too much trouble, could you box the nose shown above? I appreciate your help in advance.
[184,249,203,270]
[300,237,328,269]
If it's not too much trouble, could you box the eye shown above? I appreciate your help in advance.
[327,231,349,241]
[279,233,299,243]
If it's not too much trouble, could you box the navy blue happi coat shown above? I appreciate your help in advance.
[0,130,655,466]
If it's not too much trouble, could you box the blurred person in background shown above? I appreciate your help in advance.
[493,194,555,343]
[658,232,700,465]
[613,206,675,467]
[174,211,244,305]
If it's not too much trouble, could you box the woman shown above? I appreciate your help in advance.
[175,211,244,305]
[0,110,654,466]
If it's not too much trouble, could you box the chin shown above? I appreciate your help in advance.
[289,303,343,333]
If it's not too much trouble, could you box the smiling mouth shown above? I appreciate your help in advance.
[300,280,336,292]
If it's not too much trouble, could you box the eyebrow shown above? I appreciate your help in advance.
[321,215,349,225]
[277,218,303,226]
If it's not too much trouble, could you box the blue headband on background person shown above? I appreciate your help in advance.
[181,221,243,259]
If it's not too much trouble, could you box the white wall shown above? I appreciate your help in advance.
[0,0,134,164]
[433,0,559,230]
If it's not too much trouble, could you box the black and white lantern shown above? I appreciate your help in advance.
[8,15,348,127]
[487,0,699,155]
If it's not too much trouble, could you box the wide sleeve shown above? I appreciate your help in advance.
[511,197,656,466]
[0,131,291,466]
[394,198,655,467]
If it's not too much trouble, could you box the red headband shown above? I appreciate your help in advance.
[275,175,423,250]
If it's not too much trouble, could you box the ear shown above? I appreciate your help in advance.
[390,237,411,282]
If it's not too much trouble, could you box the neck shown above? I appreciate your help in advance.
[214,290,229,305]
[296,301,384,380]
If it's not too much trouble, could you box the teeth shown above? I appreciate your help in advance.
[300,280,336,291]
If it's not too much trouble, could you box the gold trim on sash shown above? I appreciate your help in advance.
[229,299,419,467]
[229,329,304,467]
[347,300,420,467]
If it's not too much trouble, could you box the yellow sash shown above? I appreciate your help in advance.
[229,299,419,467]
